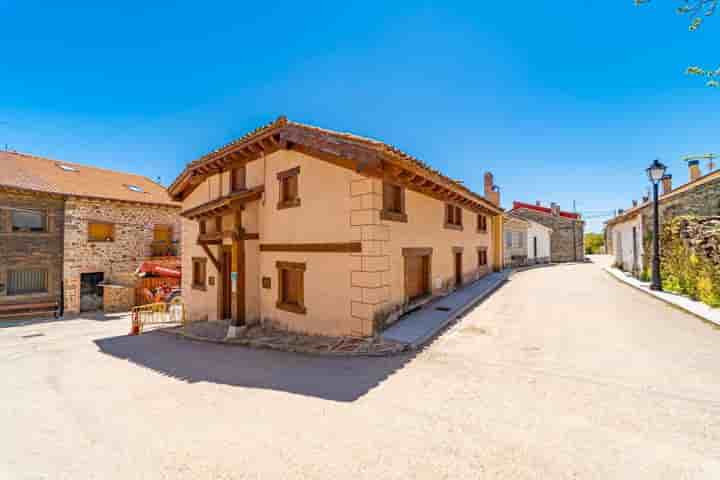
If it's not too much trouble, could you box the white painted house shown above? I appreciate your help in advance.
[503,213,553,267]
[526,220,553,264]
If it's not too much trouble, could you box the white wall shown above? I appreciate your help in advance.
[527,222,551,262]
[611,216,643,273]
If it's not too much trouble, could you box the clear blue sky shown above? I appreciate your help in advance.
[1,1,718,232]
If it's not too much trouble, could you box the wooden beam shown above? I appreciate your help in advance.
[201,243,220,272]
[260,242,361,253]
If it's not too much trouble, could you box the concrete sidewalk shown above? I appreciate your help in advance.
[604,266,720,327]
[381,270,509,348]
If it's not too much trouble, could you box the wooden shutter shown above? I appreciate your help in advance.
[383,183,394,212]
[231,167,246,191]
[154,225,172,242]
[88,223,113,241]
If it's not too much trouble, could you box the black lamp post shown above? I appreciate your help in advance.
[646,159,667,291]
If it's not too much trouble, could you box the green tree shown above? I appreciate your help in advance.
[635,0,719,87]
[584,233,605,255]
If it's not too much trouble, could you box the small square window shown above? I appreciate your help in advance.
[277,167,301,209]
[88,222,114,242]
[445,204,463,230]
[231,167,246,192]
[381,182,407,222]
[477,214,487,232]
[276,261,306,314]
[478,248,488,267]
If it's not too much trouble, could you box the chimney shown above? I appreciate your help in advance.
[642,195,649,203]
[618,208,624,215]
[550,202,560,216]
[661,174,672,195]
[536,201,541,206]
[484,172,500,206]
[632,200,638,207]
[688,159,701,182]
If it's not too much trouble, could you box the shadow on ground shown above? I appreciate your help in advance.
[94,332,415,402]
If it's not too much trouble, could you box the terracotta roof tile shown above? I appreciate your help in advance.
[0,151,179,207]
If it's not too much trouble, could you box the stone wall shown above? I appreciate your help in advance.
[639,175,720,273]
[63,197,181,314]
[0,189,64,308]
[511,209,584,262]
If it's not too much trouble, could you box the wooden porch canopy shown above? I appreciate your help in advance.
[180,186,264,221]
[168,116,504,216]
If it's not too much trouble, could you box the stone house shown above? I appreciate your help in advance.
[0,151,181,317]
[510,201,584,263]
[605,159,720,276]
[167,116,505,338]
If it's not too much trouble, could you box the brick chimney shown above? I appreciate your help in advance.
[642,195,649,203]
[536,201,541,206]
[632,200,638,207]
[688,159,701,182]
[661,174,672,195]
[550,202,560,216]
[484,172,500,206]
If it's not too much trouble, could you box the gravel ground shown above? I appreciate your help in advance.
[2,255,719,479]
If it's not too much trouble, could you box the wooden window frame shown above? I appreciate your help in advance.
[192,257,207,291]
[199,220,207,235]
[11,209,48,233]
[381,182,408,223]
[277,166,301,210]
[444,204,463,231]
[87,221,115,242]
[477,214,488,233]
[215,215,223,234]
[7,269,49,296]
[276,261,306,314]
[230,166,247,193]
[477,247,488,267]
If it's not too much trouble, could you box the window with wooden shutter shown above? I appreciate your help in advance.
[7,270,48,295]
[88,222,114,242]
[276,261,306,314]
[277,167,301,209]
[478,248,488,267]
[231,167,246,192]
[381,182,407,222]
[192,258,207,290]
[477,214,487,232]
[153,225,172,242]
[445,204,463,230]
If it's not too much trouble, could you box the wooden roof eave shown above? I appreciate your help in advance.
[382,158,503,216]
[180,186,264,220]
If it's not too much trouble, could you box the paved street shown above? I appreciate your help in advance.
[2,256,720,479]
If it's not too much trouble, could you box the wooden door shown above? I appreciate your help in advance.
[221,247,232,320]
[405,255,429,302]
[454,252,462,286]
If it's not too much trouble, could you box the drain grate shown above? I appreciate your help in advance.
[434,306,452,312]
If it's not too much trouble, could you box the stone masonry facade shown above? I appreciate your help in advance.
[63,197,181,314]
[511,208,584,263]
[638,175,720,273]
[0,189,65,308]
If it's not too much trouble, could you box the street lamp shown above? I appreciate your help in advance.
[646,159,667,291]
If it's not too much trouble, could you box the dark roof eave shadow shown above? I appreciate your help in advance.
[94,332,416,402]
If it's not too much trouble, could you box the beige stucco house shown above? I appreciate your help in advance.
[168,117,505,338]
